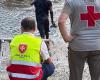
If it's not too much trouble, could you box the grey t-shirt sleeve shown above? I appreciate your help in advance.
[62,0,72,15]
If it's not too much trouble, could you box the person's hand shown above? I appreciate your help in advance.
[65,35,75,42]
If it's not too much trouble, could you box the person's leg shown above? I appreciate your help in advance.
[68,48,87,80]
[87,51,100,80]
[44,19,49,39]
[42,63,55,80]
[37,20,45,39]
[43,19,50,50]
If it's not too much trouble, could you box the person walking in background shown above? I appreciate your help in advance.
[7,17,55,80]
[31,0,55,39]
[31,0,56,50]
[58,0,100,80]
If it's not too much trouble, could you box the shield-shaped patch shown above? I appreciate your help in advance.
[19,44,27,53]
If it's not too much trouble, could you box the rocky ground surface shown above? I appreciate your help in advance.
[0,0,90,80]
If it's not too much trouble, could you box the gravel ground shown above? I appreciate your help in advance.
[0,0,91,80]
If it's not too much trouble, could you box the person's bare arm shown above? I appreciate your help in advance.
[58,12,74,42]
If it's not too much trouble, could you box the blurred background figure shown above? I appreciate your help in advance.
[31,0,56,39]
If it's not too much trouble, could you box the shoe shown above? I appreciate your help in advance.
[50,24,57,28]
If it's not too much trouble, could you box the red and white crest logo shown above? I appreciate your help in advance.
[19,44,27,53]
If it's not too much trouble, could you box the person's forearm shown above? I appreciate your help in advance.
[58,13,73,42]
[58,22,69,42]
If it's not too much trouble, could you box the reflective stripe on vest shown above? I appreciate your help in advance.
[8,71,40,79]
[11,60,41,67]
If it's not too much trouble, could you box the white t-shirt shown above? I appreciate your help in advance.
[40,41,50,60]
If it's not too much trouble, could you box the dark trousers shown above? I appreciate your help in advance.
[68,48,100,80]
[42,63,55,80]
[36,18,49,39]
